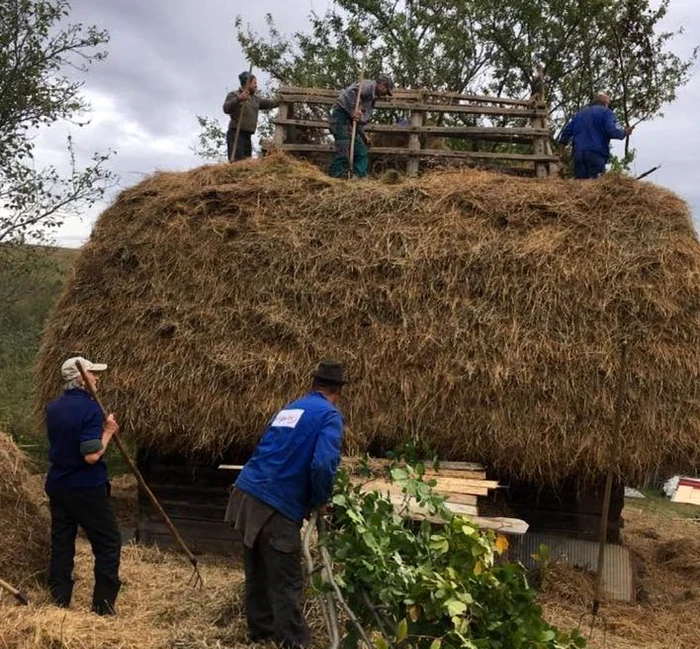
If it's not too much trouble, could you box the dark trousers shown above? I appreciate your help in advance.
[48,486,122,614]
[573,150,607,179]
[244,513,309,648]
[226,129,253,162]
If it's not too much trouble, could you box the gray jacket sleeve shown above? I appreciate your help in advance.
[223,91,240,115]
[258,96,281,110]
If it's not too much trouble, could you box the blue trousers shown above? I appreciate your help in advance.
[573,150,607,179]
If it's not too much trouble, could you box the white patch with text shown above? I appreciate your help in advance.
[271,409,305,428]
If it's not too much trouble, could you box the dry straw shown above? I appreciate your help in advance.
[0,430,49,588]
[35,154,700,483]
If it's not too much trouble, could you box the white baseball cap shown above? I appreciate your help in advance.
[61,356,108,382]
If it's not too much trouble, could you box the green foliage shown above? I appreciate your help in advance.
[192,115,228,162]
[193,0,695,161]
[0,246,77,464]
[325,462,586,648]
[0,0,115,260]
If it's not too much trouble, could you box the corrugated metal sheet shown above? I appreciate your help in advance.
[511,533,634,602]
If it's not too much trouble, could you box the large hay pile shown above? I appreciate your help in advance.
[35,154,700,483]
[0,430,49,587]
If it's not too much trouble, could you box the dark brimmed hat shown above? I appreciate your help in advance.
[313,360,346,385]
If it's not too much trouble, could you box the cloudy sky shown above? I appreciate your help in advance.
[35,0,700,247]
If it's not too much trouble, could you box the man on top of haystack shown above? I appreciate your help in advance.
[329,73,395,178]
[223,71,280,162]
[558,92,633,179]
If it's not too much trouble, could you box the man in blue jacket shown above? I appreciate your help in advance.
[45,356,121,615]
[225,360,346,648]
[558,93,633,179]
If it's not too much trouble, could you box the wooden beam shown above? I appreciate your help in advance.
[279,95,545,118]
[272,118,547,144]
[277,86,536,108]
[276,143,558,163]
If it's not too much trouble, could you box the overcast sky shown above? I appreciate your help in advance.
[35,0,699,247]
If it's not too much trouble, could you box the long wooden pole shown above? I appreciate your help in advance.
[75,361,203,588]
[592,340,629,615]
[348,51,367,179]
[230,62,254,163]
[0,576,29,605]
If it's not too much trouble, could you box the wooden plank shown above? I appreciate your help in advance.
[357,480,479,506]
[433,477,500,491]
[139,517,238,541]
[275,143,557,163]
[139,531,239,556]
[277,86,535,107]
[444,493,479,506]
[279,95,545,118]
[272,117,548,140]
[141,501,228,522]
[470,516,529,535]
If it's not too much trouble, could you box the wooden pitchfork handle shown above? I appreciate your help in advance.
[75,361,204,588]
[0,576,29,605]
[348,50,367,179]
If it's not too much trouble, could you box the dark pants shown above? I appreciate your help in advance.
[244,512,309,648]
[48,486,122,614]
[329,109,369,178]
[573,150,607,179]
[227,129,253,162]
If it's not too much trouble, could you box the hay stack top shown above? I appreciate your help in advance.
[36,155,700,483]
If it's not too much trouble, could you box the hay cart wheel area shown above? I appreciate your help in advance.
[2,153,696,648]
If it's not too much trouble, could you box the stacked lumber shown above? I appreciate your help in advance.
[347,458,528,535]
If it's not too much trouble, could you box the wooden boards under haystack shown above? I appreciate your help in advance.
[348,458,528,535]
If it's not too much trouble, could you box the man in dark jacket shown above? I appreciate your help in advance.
[329,73,394,178]
[558,92,633,179]
[223,71,280,162]
[225,361,346,648]
[45,356,121,615]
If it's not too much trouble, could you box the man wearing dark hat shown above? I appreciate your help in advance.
[44,357,122,615]
[225,361,346,648]
[329,73,395,178]
[222,71,280,162]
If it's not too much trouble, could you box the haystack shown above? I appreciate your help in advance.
[35,154,700,483]
[0,430,49,586]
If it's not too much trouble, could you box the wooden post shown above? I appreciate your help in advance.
[530,64,556,178]
[407,94,424,176]
[273,101,290,149]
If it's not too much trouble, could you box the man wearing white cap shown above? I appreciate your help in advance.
[44,357,122,615]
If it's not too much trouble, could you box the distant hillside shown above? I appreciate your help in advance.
[0,245,80,465]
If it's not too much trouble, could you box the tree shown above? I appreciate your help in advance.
[0,0,115,311]
[479,0,697,135]
[195,0,695,162]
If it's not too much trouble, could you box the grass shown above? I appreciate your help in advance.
[624,488,700,520]
[0,245,79,468]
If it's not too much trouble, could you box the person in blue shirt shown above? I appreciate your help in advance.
[225,360,346,648]
[44,357,121,615]
[558,92,634,179]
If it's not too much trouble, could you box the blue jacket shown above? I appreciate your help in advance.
[235,391,344,523]
[45,389,107,493]
[559,105,626,160]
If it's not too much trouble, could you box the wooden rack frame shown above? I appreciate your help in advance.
[269,86,559,177]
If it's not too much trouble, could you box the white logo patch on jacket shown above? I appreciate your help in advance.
[271,409,305,428]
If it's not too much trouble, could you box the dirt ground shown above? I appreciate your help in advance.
[1,476,698,649]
